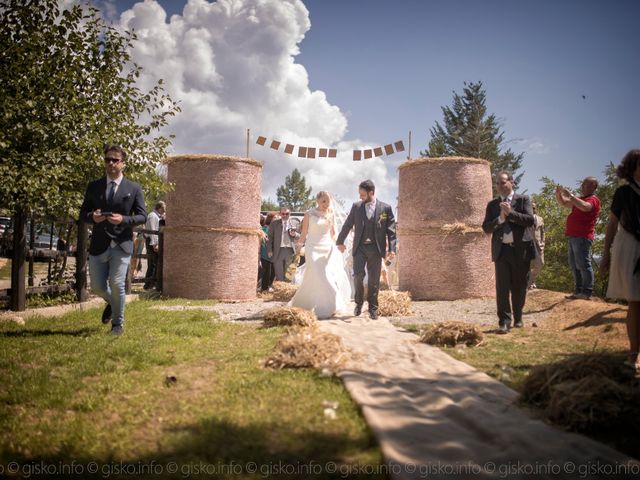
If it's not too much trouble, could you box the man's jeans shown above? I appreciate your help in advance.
[568,236,594,296]
[89,245,131,326]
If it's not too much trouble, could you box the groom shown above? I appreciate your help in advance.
[337,180,396,319]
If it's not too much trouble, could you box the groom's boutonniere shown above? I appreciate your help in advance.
[377,212,388,226]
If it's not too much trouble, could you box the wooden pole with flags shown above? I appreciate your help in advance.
[407,130,412,160]
[246,129,250,158]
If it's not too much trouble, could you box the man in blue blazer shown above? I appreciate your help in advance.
[337,179,397,319]
[482,171,536,333]
[80,145,147,335]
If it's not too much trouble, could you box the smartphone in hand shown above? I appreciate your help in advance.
[100,211,113,217]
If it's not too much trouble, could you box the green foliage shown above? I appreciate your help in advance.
[0,0,180,219]
[261,197,279,212]
[422,81,524,193]
[276,168,314,211]
[26,290,77,308]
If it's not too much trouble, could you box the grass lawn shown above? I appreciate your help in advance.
[0,299,384,479]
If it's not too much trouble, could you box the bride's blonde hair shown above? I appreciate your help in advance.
[316,191,334,222]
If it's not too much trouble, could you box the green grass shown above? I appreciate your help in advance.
[0,300,384,479]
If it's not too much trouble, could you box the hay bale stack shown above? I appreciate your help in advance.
[520,353,640,433]
[263,306,317,328]
[378,290,412,316]
[419,320,484,347]
[163,155,262,300]
[398,157,494,300]
[264,325,347,372]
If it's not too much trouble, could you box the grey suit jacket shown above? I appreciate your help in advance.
[267,218,299,259]
[336,200,397,258]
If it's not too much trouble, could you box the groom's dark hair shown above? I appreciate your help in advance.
[359,179,375,193]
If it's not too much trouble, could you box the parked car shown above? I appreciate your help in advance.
[0,216,10,238]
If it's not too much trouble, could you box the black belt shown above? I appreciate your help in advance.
[502,242,514,247]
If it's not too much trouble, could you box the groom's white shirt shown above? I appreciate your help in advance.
[365,199,376,220]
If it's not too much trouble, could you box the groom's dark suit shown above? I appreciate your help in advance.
[482,193,536,328]
[337,200,396,315]
[80,177,147,255]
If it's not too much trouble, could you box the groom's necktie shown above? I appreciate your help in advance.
[107,181,116,206]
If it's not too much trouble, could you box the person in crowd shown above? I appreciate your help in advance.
[268,207,299,281]
[599,149,640,370]
[555,177,601,300]
[144,201,166,290]
[79,144,147,336]
[482,171,536,334]
[528,201,545,289]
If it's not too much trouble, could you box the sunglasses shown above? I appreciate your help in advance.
[281,213,290,216]
[105,157,122,164]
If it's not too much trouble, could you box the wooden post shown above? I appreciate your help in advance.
[75,220,89,302]
[28,217,35,287]
[156,228,164,292]
[408,130,412,160]
[10,209,26,311]
[47,219,54,283]
[246,128,250,158]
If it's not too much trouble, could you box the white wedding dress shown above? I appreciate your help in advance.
[289,208,352,319]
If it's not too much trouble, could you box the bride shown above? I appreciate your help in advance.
[289,191,352,318]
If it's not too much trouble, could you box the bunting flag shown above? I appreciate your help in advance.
[255,135,406,161]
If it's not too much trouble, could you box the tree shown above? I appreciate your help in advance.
[261,197,279,212]
[276,169,314,211]
[422,81,525,192]
[0,0,180,309]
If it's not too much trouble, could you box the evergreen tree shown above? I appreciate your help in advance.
[422,81,524,192]
[276,169,314,211]
[261,197,279,211]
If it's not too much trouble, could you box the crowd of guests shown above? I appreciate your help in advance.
[483,149,640,371]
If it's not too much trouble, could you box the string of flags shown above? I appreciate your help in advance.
[255,135,405,161]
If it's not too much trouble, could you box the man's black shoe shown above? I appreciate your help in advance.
[354,304,362,317]
[513,321,524,328]
[101,304,112,324]
[369,310,379,320]
[109,325,124,336]
[497,324,509,334]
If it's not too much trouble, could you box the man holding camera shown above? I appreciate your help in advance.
[267,207,300,281]
[80,145,147,335]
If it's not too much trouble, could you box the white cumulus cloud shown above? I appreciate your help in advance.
[109,0,398,206]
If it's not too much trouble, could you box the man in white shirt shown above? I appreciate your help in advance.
[267,207,299,281]
[144,201,166,289]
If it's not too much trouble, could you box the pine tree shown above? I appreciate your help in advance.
[276,169,314,211]
[422,81,525,192]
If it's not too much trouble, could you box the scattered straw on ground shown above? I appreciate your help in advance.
[520,352,640,434]
[378,290,413,316]
[263,325,348,372]
[440,222,484,235]
[271,281,298,302]
[263,306,316,328]
[418,320,484,347]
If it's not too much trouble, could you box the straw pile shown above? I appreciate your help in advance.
[520,352,640,433]
[162,155,262,301]
[418,321,484,347]
[377,290,413,316]
[398,157,494,300]
[263,306,317,328]
[271,281,298,301]
[264,325,348,372]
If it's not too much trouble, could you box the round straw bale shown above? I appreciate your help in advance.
[163,155,262,301]
[263,306,317,328]
[263,325,347,372]
[398,157,494,300]
[377,290,412,316]
[419,320,484,347]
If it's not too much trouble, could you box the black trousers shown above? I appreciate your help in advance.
[260,258,275,291]
[353,244,382,312]
[144,239,158,288]
[495,245,531,327]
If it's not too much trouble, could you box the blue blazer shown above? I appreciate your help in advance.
[80,177,147,255]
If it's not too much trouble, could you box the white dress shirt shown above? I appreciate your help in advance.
[365,200,376,220]
[498,192,514,244]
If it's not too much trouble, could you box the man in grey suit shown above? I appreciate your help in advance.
[80,144,147,336]
[337,180,396,319]
[482,171,536,334]
[267,207,299,281]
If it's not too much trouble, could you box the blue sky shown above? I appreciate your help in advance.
[104,0,640,198]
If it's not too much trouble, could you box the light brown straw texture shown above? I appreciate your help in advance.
[398,157,494,300]
[163,155,262,301]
